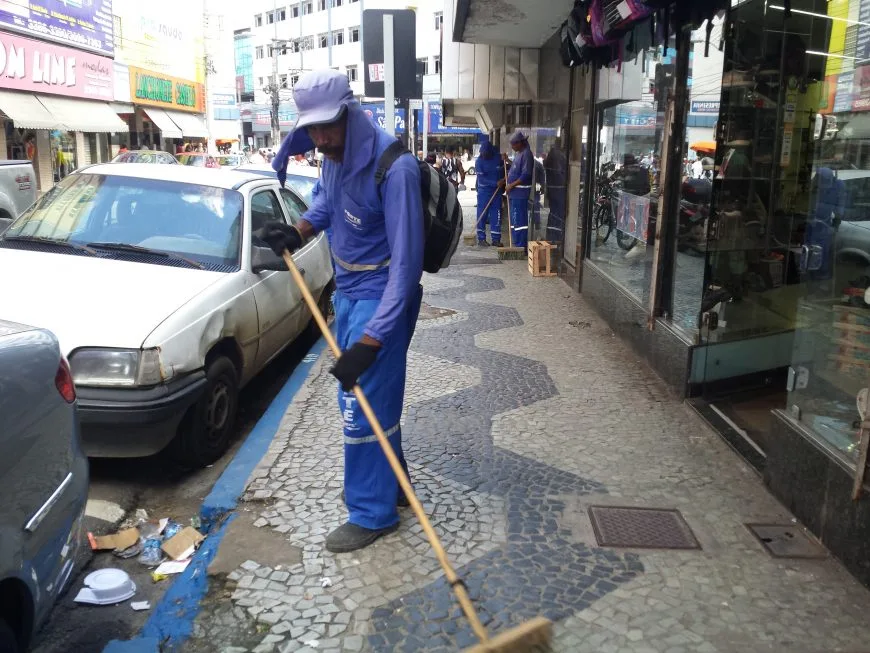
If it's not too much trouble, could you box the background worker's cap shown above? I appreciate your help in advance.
[510,131,528,145]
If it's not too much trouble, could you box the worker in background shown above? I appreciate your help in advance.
[544,139,567,244]
[475,140,505,247]
[505,131,534,249]
[263,70,424,553]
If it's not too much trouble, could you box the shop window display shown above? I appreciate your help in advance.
[589,43,671,305]
[51,131,77,183]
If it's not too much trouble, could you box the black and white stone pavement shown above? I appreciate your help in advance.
[189,204,870,653]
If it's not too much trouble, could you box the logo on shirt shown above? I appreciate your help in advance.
[344,209,362,229]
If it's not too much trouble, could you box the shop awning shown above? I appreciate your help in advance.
[38,96,128,133]
[0,90,62,130]
[165,110,209,138]
[142,108,183,139]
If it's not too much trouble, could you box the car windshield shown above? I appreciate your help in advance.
[177,154,209,167]
[3,174,243,269]
[113,151,170,164]
[216,155,244,167]
[286,175,317,205]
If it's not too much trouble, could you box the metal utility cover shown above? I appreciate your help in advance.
[746,524,827,559]
[588,506,701,550]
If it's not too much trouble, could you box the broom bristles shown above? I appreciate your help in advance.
[463,617,553,653]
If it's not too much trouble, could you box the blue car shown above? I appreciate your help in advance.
[0,320,88,652]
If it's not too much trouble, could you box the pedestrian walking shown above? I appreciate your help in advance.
[474,141,504,247]
[263,69,424,553]
[505,131,534,249]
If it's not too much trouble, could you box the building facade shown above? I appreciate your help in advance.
[204,1,242,151]
[448,0,870,589]
[111,0,209,154]
[0,2,124,192]
[240,0,445,148]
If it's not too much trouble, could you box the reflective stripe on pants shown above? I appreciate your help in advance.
[476,187,502,241]
[333,286,423,530]
[509,198,529,248]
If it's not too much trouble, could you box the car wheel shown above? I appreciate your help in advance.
[467,167,475,175]
[0,619,20,653]
[307,281,336,338]
[172,356,239,468]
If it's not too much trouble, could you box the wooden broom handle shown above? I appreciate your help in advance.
[281,250,490,644]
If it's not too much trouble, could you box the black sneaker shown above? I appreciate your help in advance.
[325,521,399,553]
[340,490,411,507]
[477,240,489,247]
[491,241,503,248]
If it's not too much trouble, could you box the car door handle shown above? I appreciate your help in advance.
[297,267,306,277]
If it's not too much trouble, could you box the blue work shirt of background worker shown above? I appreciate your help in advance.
[475,141,504,245]
[506,132,534,248]
[271,71,424,539]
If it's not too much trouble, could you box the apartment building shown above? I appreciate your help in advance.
[246,0,444,106]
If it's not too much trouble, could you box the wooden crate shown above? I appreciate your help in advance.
[528,240,557,277]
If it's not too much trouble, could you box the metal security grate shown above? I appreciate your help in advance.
[746,524,827,559]
[588,506,701,550]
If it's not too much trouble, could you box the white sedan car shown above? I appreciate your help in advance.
[0,163,333,467]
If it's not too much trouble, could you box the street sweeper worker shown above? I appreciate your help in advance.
[475,141,505,247]
[505,131,534,249]
[261,69,424,553]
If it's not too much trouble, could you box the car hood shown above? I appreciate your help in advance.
[0,249,225,354]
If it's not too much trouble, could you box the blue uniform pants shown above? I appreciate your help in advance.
[476,187,502,243]
[546,187,566,244]
[333,286,423,530]
[509,198,529,248]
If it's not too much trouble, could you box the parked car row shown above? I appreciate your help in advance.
[0,158,332,650]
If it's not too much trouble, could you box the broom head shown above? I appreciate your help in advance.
[463,616,553,653]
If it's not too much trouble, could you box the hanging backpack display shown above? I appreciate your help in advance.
[375,142,463,274]
[597,0,655,40]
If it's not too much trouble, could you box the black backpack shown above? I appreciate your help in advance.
[375,141,463,274]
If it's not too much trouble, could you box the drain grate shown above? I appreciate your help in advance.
[746,524,827,559]
[588,506,701,550]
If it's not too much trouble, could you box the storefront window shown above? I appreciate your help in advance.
[786,0,870,463]
[50,131,77,183]
[589,42,672,305]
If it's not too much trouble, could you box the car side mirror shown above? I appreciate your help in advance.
[251,244,288,273]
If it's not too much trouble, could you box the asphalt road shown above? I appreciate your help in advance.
[30,328,319,653]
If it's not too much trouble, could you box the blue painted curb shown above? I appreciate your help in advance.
[102,336,327,653]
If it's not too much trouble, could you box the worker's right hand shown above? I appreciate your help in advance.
[260,221,303,256]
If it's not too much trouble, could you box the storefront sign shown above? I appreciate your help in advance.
[113,0,204,83]
[128,66,204,113]
[212,93,236,107]
[0,30,113,100]
[362,103,406,132]
[690,101,720,114]
[414,103,482,134]
[0,0,113,55]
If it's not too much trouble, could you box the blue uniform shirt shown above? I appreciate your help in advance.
[475,145,505,193]
[302,103,424,345]
[507,146,534,201]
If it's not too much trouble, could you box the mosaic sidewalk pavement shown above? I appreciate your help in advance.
[190,210,870,653]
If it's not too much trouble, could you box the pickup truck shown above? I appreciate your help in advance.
[0,160,37,234]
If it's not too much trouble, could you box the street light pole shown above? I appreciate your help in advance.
[270,0,281,147]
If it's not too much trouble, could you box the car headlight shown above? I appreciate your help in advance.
[69,348,164,387]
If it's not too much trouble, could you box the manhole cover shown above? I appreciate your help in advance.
[588,506,701,549]
[746,524,827,559]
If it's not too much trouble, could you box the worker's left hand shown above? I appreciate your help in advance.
[330,340,380,391]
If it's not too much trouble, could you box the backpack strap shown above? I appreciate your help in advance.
[375,140,409,186]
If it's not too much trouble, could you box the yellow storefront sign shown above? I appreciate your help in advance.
[128,66,204,113]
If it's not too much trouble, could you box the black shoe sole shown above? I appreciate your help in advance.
[325,522,400,553]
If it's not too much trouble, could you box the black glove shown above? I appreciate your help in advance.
[330,341,380,391]
[260,220,303,256]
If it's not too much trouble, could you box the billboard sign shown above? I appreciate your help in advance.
[128,66,205,113]
[361,103,406,132]
[0,30,113,100]
[362,9,418,99]
[0,0,113,55]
